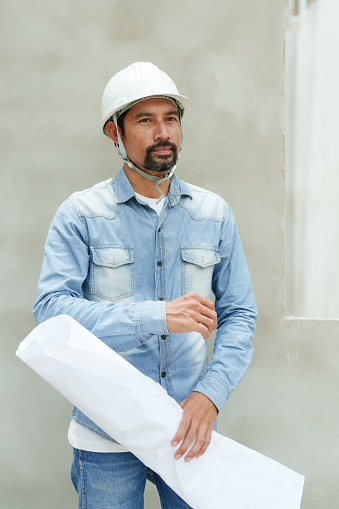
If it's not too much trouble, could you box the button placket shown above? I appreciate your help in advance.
[155,217,166,302]
[156,217,169,388]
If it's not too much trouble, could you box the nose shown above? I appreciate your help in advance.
[153,120,170,141]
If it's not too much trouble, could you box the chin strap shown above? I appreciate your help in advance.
[113,113,180,203]
[126,162,177,204]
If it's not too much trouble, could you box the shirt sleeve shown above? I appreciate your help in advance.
[33,199,168,351]
[193,203,257,412]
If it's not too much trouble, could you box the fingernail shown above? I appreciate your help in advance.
[172,441,178,447]
[185,456,192,462]
[174,453,182,460]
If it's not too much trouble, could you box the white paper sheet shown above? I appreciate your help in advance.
[16,315,304,508]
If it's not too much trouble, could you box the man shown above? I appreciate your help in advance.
[33,62,257,509]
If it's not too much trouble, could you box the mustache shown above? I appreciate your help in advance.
[146,140,177,156]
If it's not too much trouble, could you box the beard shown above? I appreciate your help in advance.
[142,141,178,173]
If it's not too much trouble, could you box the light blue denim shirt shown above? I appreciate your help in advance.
[33,167,257,441]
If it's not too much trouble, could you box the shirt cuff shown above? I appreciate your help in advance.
[193,372,232,413]
[135,300,168,343]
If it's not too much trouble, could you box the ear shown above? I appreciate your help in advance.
[106,121,119,144]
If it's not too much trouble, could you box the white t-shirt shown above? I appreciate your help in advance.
[68,192,165,453]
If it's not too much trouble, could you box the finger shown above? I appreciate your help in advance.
[184,428,208,462]
[174,423,199,460]
[179,397,188,409]
[203,308,218,329]
[196,304,218,327]
[195,427,213,459]
[194,321,210,340]
[193,294,216,309]
[192,314,215,337]
[195,434,212,459]
[185,315,210,339]
[171,414,190,448]
[186,293,216,313]
[198,315,215,334]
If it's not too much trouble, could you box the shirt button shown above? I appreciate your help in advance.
[161,371,166,378]
[157,261,163,267]
[158,227,161,233]
[161,335,167,340]
[158,297,164,301]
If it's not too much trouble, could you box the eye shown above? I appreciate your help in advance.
[138,117,152,123]
[167,116,178,122]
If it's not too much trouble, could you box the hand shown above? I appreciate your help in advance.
[166,293,217,340]
[171,392,218,462]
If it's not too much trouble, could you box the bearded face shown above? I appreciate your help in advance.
[143,140,178,174]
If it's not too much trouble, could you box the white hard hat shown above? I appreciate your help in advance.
[101,62,190,129]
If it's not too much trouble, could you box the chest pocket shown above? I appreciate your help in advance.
[90,246,134,302]
[181,246,221,299]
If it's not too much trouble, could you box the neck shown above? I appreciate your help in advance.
[124,164,171,199]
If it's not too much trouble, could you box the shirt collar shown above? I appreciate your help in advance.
[115,167,137,203]
[115,167,193,205]
[167,173,192,206]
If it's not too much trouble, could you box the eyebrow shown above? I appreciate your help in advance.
[134,110,180,119]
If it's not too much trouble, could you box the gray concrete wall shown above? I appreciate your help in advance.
[1,1,338,508]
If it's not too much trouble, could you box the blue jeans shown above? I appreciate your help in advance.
[71,449,192,509]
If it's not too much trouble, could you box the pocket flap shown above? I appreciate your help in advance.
[181,246,220,268]
[91,246,134,268]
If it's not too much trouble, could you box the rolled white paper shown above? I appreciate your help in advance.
[16,315,304,508]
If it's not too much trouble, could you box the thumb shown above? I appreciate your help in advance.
[179,397,189,409]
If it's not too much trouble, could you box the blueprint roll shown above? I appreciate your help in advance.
[16,315,304,509]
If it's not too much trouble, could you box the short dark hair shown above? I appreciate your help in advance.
[104,108,128,137]
[116,109,128,136]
